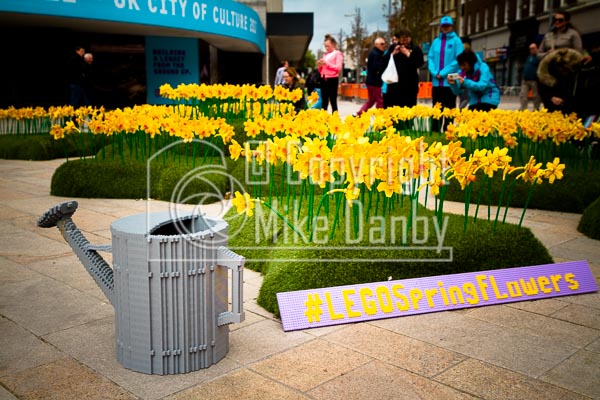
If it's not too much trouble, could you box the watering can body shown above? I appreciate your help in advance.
[38,201,245,375]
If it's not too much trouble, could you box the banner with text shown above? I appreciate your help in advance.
[0,0,265,53]
[145,36,199,104]
[277,260,598,331]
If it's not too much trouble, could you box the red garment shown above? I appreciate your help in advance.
[356,85,383,115]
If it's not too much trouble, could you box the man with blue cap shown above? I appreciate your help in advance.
[428,15,464,129]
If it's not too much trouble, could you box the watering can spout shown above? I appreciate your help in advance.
[37,201,115,305]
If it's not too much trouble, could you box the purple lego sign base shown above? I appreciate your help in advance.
[276,260,598,332]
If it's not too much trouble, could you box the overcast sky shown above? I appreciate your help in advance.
[283,0,391,55]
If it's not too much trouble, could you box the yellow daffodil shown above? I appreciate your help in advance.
[229,139,243,161]
[544,157,565,184]
[231,191,255,217]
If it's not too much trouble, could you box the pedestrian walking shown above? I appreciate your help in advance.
[355,37,386,116]
[520,43,542,111]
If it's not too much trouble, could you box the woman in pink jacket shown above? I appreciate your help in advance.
[317,34,344,113]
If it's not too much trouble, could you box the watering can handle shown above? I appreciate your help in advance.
[216,246,245,326]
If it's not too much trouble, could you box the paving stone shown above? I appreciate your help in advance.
[467,305,600,348]
[26,254,108,301]
[587,337,600,353]
[541,350,600,399]
[307,360,476,400]
[0,204,29,221]
[0,358,136,400]
[372,310,578,378]
[243,300,277,320]
[0,386,17,400]
[505,297,569,316]
[0,276,113,336]
[227,319,312,365]
[229,309,265,332]
[301,323,348,337]
[0,180,46,200]
[243,275,261,302]
[0,222,71,264]
[556,291,600,310]
[436,358,588,399]
[549,237,600,265]
[0,256,39,285]
[2,196,72,220]
[167,368,308,400]
[250,338,370,391]
[0,317,65,378]
[550,303,600,330]
[324,323,465,377]
[43,316,240,400]
[532,230,580,249]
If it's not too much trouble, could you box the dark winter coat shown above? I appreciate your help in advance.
[537,48,583,114]
[383,43,424,107]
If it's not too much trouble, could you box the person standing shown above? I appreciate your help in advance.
[317,34,344,113]
[428,16,464,110]
[383,30,424,108]
[67,45,88,108]
[537,9,586,115]
[538,10,583,59]
[381,33,399,107]
[448,49,500,111]
[83,53,96,107]
[519,43,542,111]
[355,37,386,116]
[274,60,288,86]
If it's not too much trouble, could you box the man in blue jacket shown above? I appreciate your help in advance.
[428,16,464,110]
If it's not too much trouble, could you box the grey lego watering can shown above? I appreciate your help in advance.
[38,200,245,375]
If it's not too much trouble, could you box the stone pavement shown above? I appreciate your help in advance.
[1,98,599,399]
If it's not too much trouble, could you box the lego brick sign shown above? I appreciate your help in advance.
[276,260,598,332]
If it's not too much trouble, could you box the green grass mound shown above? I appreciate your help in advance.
[51,157,230,202]
[226,201,553,317]
[578,196,600,240]
[0,134,97,160]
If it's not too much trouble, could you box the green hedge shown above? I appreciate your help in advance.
[0,134,98,160]
[51,158,230,202]
[578,196,600,240]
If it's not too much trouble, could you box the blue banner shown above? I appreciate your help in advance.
[0,0,265,53]
[145,36,199,104]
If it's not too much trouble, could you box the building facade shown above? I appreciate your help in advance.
[0,0,312,108]
[428,0,600,87]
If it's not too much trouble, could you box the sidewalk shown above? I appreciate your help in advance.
[0,104,599,399]
[336,94,522,117]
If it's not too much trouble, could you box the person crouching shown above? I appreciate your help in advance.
[448,50,500,111]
